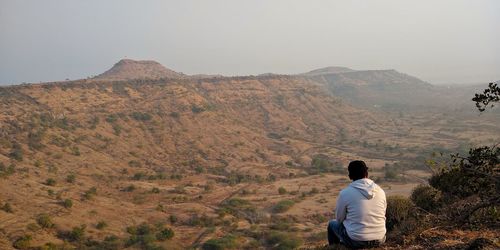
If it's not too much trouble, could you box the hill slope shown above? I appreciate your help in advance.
[0,63,498,249]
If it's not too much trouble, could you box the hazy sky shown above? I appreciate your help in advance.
[1,0,499,85]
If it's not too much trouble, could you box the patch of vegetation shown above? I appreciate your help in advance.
[155,228,174,241]
[9,142,23,161]
[308,155,343,174]
[410,185,442,212]
[83,187,97,200]
[191,105,205,113]
[28,129,45,150]
[123,185,136,192]
[36,213,54,228]
[131,112,152,121]
[220,198,256,219]
[105,114,118,123]
[45,178,56,186]
[169,112,180,118]
[385,196,414,231]
[169,215,178,224]
[278,187,287,195]
[265,231,302,250]
[61,199,73,209]
[66,174,76,183]
[112,123,122,135]
[0,162,15,178]
[70,146,80,156]
[128,160,142,168]
[1,202,13,213]
[202,234,238,250]
[126,223,174,249]
[68,225,86,242]
[96,221,108,230]
[273,200,295,213]
[12,234,32,249]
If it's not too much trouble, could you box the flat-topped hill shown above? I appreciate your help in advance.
[94,59,187,80]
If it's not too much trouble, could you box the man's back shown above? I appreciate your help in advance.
[336,178,386,241]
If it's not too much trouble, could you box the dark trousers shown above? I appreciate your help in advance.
[327,220,385,249]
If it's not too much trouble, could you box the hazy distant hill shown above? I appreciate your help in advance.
[301,66,356,76]
[306,68,482,111]
[95,59,187,80]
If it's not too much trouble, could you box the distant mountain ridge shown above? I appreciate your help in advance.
[301,66,356,76]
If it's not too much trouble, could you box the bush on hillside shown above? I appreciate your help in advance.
[385,196,414,231]
[45,178,56,186]
[265,231,302,250]
[12,235,32,249]
[428,145,499,224]
[130,112,152,121]
[202,234,238,250]
[410,185,442,212]
[96,221,108,230]
[1,202,13,213]
[61,199,73,209]
[273,200,295,213]
[9,142,23,161]
[36,213,54,228]
[0,162,15,178]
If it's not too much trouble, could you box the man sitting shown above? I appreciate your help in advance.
[327,160,387,248]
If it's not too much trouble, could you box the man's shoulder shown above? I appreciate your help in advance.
[338,185,354,196]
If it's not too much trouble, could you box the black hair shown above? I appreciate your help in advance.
[348,160,368,180]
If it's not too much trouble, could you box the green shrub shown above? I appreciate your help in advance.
[410,185,442,211]
[28,130,45,150]
[131,112,152,121]
[169,215,178,224]
[36,213,54,228]
[12,234,32,249]
[123,185,136,192]
[266,231,302,250]
[386,196,414,231]
[151,187,160,193]
[273,200,295,213]
[278,187,287,195]
[45,178,56,186]
[125,223,160,249]
[62,199,73,209]
[9,143,23,161]
[83,187,97,200]
[96,221,107,230]
[105,114,118,123]
[0,162,15,178]
[66,174,76,183]
[70,146,80,156]
[202,234,237,250]
[191,105,205,113]
[128,160,142,168]
[1,202,13,213]
[112,124,122,136]
[156,228,174,241]
[68,225,86,241]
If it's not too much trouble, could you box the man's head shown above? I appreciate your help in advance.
[348,160,368,181]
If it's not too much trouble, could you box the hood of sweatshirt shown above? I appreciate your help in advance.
[349,178,377,199]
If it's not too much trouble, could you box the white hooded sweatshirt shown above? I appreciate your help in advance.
[335,178,387,241]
